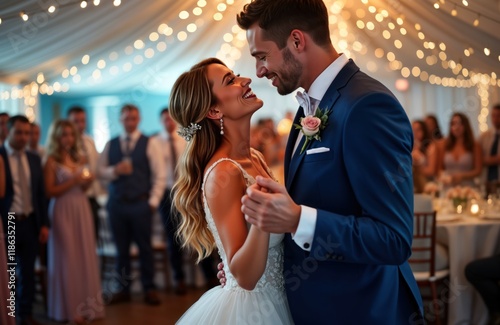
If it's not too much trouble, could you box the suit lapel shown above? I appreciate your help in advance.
[284,106,303,186]
[284,60,360,190]
[0,148,13,195]
[26,153,36,196]
[286,136,307,189]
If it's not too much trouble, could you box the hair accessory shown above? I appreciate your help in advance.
[177,122,202,142]
[220,117,224,135]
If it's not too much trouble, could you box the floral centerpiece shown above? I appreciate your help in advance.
[446,186,481,211]
[423,182,439,197]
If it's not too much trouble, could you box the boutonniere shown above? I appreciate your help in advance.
[294,107,330,154]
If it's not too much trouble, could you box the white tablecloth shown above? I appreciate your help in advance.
[436,216,500,325]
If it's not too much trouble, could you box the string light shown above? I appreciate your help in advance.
[473,14,480,27]
[80,1,88,9]
[2,0,498,108]
[20,11,28,21]
[451,5,457,16]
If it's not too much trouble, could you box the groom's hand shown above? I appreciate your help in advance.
[241,176,301,233]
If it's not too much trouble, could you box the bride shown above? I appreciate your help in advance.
[169,58,293,324]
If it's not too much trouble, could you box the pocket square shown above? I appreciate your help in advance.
[306,147,330,155]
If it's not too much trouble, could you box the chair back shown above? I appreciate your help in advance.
[409,211,437,276]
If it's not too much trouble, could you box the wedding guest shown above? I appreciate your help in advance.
[412,120,438,192]
[0,112,9,146]
[0,155,15,325]
[152,108,218,295]
[425,114,444,141]
[438,113,482,186]
[98,104,166,305]
[28,123,45,158]
[479,104,500,195]
[44,120,104,324]
[465,254,500,325]
[0,115,49,325]
[67,106,105,239]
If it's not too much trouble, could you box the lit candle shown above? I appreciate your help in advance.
[470,203,479,215]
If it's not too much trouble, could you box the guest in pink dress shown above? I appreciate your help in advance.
[438,112,482,187]
[43,120,105,324]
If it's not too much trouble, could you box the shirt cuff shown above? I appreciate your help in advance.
[291,205,317,252]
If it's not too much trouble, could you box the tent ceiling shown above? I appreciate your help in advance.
[0,0,499,97]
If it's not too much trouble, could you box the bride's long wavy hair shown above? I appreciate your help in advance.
[169,58,224,263]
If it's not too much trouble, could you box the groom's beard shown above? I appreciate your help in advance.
[276,47,302,96]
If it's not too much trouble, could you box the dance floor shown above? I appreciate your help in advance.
[32,288,206,325]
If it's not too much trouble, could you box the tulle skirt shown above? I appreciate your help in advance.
[177,285,293,324]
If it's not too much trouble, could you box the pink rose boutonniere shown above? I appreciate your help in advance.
[294,107,330,154]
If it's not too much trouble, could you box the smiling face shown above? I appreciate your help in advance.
[58,125,76,151]
[8,120,30,150]
[450,115,465,138]
[207,63,263,120]
[120,108,140,134]
[246,24,302,95]
[68,111,86,135]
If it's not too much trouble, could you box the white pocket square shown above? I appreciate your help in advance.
[306,147,330,155]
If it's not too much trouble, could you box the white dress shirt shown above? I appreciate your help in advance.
[80,133,105,197]
[151,130,185,190]
[292,54,349,251]
[98,129,166,208]
[4,142,33,215]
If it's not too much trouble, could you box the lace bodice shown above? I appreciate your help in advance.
[202,157,285,293]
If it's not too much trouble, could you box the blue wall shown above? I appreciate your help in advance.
[39,92,169,151]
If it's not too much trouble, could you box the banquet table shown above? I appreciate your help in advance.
[436,214,500,325]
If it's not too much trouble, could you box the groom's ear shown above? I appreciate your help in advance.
[289,29,305,51]
[206,108,222,120]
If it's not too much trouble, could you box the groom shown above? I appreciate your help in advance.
[236,0,424,324]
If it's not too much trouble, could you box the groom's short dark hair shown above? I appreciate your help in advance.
[237,0,331,50]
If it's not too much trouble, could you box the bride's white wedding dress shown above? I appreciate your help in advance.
[176,158,294,324]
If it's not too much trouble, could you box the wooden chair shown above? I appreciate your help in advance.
[410,211,450,325]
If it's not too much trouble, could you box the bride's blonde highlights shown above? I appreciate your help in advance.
[169,58,224,263]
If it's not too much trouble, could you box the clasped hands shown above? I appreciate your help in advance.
[217,176,301,286]
[241,176,301,234]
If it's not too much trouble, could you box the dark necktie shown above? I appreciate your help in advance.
[16,151,32,215]
[169,136,178,180]
[124,135,132,156]
[487,133,499,181]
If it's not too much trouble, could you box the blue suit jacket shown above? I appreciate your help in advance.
[0,147,49,235]
[283,60,424,324]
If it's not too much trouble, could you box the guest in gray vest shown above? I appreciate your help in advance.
[98,104,166,305]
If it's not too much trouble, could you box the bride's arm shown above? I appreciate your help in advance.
[204,161,270,291]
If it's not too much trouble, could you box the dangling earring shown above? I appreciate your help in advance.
[220,117,224,135]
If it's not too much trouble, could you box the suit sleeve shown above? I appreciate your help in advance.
[310,92,414,265]
[35,155,50,228]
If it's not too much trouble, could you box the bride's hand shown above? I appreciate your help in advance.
[242,176,301,234]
